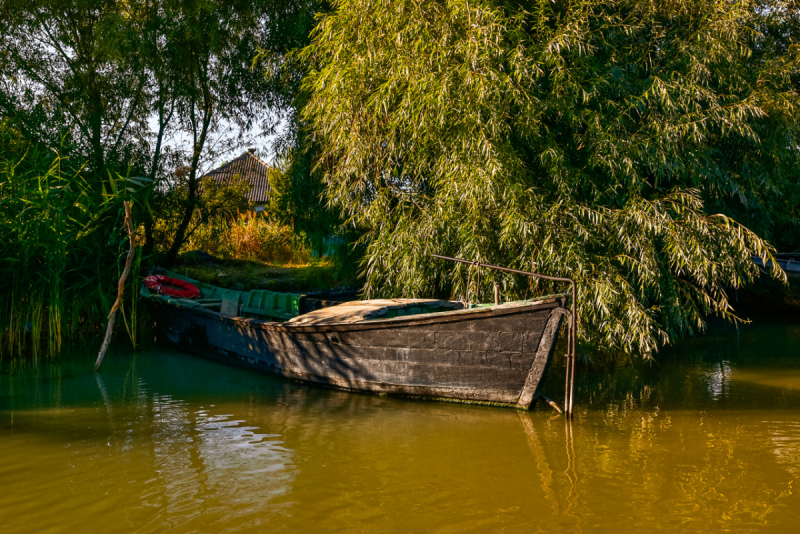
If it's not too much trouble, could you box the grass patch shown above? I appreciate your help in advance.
[175,257,359,293]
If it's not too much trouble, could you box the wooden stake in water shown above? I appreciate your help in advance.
[94,201,135,372]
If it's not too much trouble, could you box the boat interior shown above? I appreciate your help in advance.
[141,270,307,321]
[142,270,564,324]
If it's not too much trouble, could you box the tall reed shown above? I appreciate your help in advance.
[0,123,130,359]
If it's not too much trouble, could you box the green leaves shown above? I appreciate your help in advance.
[302,0,798,356]
[0,122,133,357]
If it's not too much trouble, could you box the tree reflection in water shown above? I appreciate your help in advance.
[141,396,294,531]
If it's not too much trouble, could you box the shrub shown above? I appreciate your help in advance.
[184,211,311,265]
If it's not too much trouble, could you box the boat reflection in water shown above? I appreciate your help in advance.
[1,315,800,533]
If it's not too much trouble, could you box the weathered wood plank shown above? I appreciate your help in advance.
[517,308,567,408]
[148,296,567,408]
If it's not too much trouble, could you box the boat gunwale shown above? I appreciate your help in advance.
[147,293,568,334]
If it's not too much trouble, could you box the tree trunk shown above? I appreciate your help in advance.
[163,73,213,268]
[142,100,173,261]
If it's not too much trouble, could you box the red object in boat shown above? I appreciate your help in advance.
[144,275,201,299]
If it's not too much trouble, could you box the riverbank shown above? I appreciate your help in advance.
[172,253,360,294]
[736,270,800,314]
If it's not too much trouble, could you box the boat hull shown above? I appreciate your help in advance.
[146,298,567,409]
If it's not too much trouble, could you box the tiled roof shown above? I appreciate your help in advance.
[201,149,271,203]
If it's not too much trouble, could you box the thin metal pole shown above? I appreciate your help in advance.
[432,254,578,417]
[476,265,480,304]
[568,281,577,416]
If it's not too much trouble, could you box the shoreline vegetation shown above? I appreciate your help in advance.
[299,0,798,357]
[0,127,136,360]
[1,0,799,362]
[176,257,358,294]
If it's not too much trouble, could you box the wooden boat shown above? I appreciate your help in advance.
[752,255,800,279]
[142,270,571,409]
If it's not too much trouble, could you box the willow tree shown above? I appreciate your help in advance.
[301,0,798,356]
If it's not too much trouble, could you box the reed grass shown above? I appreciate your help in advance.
[0,123,132,360]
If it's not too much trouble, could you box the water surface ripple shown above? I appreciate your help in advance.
[1,317,799,533]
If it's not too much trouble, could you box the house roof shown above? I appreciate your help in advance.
[201,149,271,203]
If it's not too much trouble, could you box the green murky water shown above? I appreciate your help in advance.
[1,317,799,533]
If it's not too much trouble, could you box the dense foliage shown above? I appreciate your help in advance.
[151,171,250,253]
[0,123,136,357]
[0,0,318,265]
[302,0,799,355]
[268,144,348,255]
[183,212,310,265]
[0,0,321,357]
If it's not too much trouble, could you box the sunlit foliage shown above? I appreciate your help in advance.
[301,0,798,356]
[183,212,311,265]
[151,170,250,253]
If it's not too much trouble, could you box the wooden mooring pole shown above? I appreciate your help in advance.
[94,201,135,372]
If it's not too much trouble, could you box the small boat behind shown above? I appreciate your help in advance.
[143,266,573,410]
[752,255,800,278]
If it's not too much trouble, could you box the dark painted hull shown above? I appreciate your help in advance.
[146,298,567,409]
